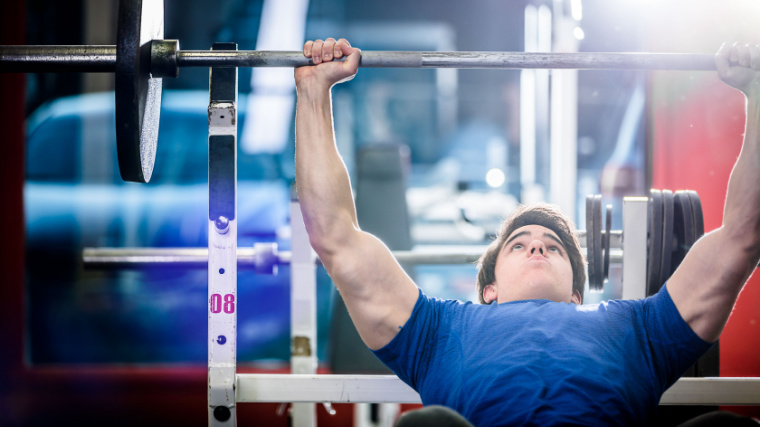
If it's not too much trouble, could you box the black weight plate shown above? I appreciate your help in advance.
[678,190,695,262]
[687,190,705,239]
[659,190,674,286]
[593,195,603,292]
[603,204,612,284]
[683,193,696,249]
[116,0,164,183]
[587,195,603,292]
[646,190,663,297]
[586,195,600,292]
[671,192,690,272]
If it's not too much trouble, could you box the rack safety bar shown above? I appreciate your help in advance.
[236,375,760,406]
[82,243,623,270]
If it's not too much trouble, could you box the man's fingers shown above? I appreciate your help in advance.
[738,43,751,68]
[729,42,740,65]
[312,39,324,64]
[303,40,314,58]
[323,38,336,61]
[335,38,351,59]
[749,44,760,71]
[344,46,361,71]
[303,38,347,64]
[334,38,347,58]
[714,42,760,71]
[715,42,732,77]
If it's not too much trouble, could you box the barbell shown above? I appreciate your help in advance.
[1,0,718,183]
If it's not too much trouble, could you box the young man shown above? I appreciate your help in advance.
[293,39,760,425]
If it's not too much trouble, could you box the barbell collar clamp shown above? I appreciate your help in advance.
[150,39,179,78]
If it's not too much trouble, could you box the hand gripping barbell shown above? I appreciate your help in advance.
[1,0,718,183]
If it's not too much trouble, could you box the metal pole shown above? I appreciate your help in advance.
[81,247,484,267]
[0,45,116,72]
[1,45,717,72]
[82,242,624,269]
[177,50,717,70]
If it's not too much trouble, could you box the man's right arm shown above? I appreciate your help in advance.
[667,43,760,343]
[294,38,419,350]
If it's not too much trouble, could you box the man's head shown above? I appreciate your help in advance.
[476,204,586,305]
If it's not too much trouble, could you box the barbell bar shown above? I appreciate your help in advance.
[0,46,118,72]
[0,0,719,184]
[1,45,718,73]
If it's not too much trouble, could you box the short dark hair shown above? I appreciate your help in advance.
[475,203,586,304]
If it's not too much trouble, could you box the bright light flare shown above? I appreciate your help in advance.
[574,26,585,40]
[570,0,583,21]
[486,168,506,188]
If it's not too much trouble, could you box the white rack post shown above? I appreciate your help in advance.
[208,43,239,426]
[290,196,318,426]
[622,197,648,300]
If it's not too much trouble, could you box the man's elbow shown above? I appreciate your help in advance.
[307,226,361,270]
[695,229,759,293]
[303,211,357,253]
[718,226,760,272]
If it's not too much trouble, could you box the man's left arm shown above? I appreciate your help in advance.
[668,42,760,343]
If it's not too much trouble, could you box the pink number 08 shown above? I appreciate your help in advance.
[210,293,235,314]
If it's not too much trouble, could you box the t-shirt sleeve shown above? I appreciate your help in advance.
[642,283,714,392]
[372,289,443,391]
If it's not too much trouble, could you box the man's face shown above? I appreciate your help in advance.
[484,224,579,305]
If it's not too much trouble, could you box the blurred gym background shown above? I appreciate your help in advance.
[1,0,759,425]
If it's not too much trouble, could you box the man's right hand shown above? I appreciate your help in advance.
[715,42,760,98]
[294,38,360,93]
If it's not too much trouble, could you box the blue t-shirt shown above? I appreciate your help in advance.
[373,284,712,426]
